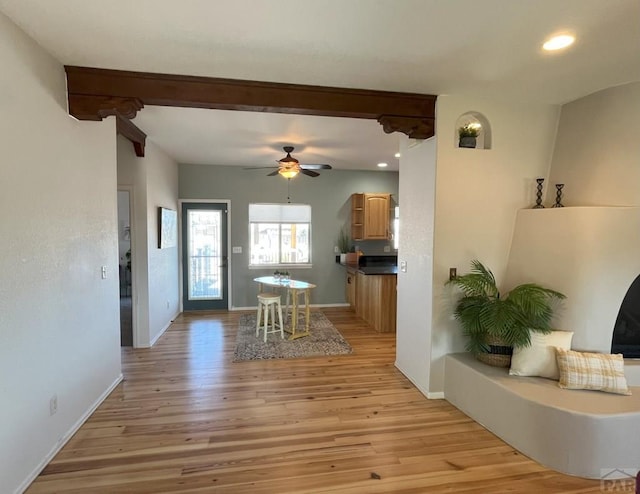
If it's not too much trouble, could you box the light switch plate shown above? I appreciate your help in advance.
[400,260,407,273]
[232,246,242,254]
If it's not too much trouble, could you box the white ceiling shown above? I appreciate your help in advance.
[133,107,402,169]
[1,0,638,171]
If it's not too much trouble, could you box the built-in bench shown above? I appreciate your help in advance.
[444,352,640,479]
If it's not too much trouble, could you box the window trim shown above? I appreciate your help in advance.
[248,204,312,268]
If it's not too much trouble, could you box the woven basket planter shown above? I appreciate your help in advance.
[475,335,513,368]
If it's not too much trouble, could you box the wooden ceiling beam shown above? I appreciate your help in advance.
[65,66,436,140]
[115,114,146,157]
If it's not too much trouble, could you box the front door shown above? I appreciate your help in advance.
[181,202,229,310]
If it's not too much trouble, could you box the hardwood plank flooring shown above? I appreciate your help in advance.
[26,308,603,493]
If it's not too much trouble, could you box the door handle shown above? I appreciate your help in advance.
[220,256,228,268]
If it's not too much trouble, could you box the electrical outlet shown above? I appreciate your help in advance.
[334,246,340,253]
[49,395,58,416]
[383,245,391,252]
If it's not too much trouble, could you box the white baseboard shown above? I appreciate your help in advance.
[231,303,350,311]
[394,360,431,398]
[394,361,445,400]
[148,310,180,347]
[16,374,124,494]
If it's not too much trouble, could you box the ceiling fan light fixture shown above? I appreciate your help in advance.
[278,146,299,165]
[279,167,299,179]
[278,154,299,164]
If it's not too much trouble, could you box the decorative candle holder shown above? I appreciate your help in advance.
[551,184,564,208]
[533,178,545,209]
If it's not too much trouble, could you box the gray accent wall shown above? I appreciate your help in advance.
[179,164,399,308]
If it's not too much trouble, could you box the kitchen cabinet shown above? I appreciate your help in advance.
[345,267,357,309]
[355,272,397,333]
[351,193,391,240]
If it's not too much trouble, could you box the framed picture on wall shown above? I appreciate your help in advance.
[158,207,177,249]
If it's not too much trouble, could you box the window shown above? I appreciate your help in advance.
[249,204,311,266]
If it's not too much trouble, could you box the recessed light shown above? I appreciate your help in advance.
[543,34,575,51]
[394,152,401,158]
[377,162,388,168]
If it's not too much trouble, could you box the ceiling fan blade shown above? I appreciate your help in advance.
[301,169,320,177]
[267,169,280,176]
[244,166,279,170]
[301,164,332,170]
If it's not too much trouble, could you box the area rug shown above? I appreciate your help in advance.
[233,311,353,361]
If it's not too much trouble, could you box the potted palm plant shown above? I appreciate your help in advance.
[447,260,566,367]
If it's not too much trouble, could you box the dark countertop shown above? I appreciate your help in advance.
[357,266,398,275]
[340,255,397,275]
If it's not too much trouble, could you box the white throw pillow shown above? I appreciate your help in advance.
[509,330,574,380]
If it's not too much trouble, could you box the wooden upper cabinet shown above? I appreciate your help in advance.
[351,193,391,240]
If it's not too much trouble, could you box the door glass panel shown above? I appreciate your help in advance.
[188,210,222,300]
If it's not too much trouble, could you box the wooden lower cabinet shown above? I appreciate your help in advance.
[355,272,397,333]
[346,268,357,310]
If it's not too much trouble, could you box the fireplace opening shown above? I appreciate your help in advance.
[611,274,640,358]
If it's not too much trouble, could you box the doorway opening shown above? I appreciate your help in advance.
[117,189,133,346]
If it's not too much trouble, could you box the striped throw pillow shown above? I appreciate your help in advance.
[555,348,631,395]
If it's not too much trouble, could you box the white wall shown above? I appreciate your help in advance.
[117,136,179,347]
[145,144,180,344]
[429,95,560,393]
[395,137,437,396]
[0,12,122,494]
[505,207,640,353]
[548,82,640,207]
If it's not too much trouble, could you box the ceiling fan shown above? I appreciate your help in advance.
[247,146,332,178]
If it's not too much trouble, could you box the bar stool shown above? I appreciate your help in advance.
[256,292,284,342]
[285,289,307,326]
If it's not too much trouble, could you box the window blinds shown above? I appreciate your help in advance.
[249,204,311,223]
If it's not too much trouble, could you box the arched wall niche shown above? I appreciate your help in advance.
[455,111,492,150]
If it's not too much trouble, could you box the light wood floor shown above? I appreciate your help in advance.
[27,308,603,493]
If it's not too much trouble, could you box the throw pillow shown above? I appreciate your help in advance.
[555,348,631,395]
[509,330,574,379]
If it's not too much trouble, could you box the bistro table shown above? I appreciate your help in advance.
[253,276,316,340]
